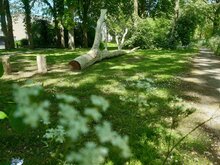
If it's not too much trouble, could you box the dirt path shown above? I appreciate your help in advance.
[178,48,220,163]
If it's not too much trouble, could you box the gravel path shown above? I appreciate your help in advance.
[179,48,220,163]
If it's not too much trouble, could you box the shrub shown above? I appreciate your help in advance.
[125,19,155,49]
[20,38,29,47]
[125,18,171,49]
[176,10,198,46]
[208,35,220,55]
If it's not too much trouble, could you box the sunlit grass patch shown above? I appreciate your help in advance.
[0,48,213,164]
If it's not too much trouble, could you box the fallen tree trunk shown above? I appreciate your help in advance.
[69,9,138,71]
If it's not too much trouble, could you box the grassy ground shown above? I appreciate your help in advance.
[0,48,214,164]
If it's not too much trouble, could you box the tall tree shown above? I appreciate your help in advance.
[133,0,139,25]
[63,0,77,49]
[78,0,91,48]
[0,0,15,49]
[169,0,180,43]
[43,0,65,48]
[212,0,220,35]
[21,0,34,48]
[0,0,9,48]
[5,0,15,48]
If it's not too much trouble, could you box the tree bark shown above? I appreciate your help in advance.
[61,25,65,48]
[169,0,180,44]
[69,9,138,71]
[82,18,88,48]
[133,0,139,25]
[68,29,75,49]
[5,0,15,49]
[134,0,138,16]
[80,0,90,48]
[0,1,9,49]
[54,19,62,48]
[115,28,128,50]
[0,0,15,49]
[22,0,34,49]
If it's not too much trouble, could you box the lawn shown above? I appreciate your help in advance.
[0,48,213,164]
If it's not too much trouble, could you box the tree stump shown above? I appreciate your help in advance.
[37,55,47,73]
[2,55,11,75]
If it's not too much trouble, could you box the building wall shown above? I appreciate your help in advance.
[0,15,26,49]
[13,15,27,41]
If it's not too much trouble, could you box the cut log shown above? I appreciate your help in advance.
[37,55,47,73]
[2,55,11,75]
[69,9,138,71]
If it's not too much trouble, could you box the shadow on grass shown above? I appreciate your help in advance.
[1,48,214,164]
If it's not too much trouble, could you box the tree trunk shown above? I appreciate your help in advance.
[69,9,138,71]
[0,16,9,49]
[5,0,15,49]
[54,19,61,48]
[0,0,9,49]
[134,0,138,16]
[68,29,75,49]
[22,0,34,49]
[169,0,180,44]
[61,25,65,48]
[80,0,90,48]
[115,28,128,50]
[82,21,88,48]
[133,0,139,25]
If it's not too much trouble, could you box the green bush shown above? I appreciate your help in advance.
[20,38,29,47]
[125,18,171,49]
[125,19,155,49]
[176,10,198,46]
[208,35,220,55]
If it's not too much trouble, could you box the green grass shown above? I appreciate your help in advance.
[0,48,213,164]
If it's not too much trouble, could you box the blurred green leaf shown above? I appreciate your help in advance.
[0,111,8,120]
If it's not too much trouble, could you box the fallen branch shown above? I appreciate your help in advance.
[69,9,138,71]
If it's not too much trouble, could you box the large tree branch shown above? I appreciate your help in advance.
[69,9,138,71]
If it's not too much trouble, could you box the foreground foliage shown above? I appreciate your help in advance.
[12,84,130,164]
[208,35,220,56]
[0,48,214,164]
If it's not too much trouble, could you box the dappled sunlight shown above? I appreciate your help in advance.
[109,64,137,70]
[2,48,217,164]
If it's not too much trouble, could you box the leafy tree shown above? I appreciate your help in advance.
[77,0,91,48]
[63,0,77,49]
[32,19,56,48]
[125,18,171,49]
[0,0,15,49]
[107,7,132,50]
[42,0,65,48]
[175,5,200,46]
[21,0,35,48]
